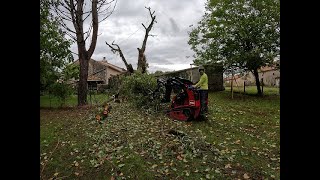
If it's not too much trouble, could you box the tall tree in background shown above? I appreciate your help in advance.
[189,0,280,96]
[40,0,73,91]
[53,0,117,106]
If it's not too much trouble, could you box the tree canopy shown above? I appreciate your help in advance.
[188,0,279,95]
[189,0,279,70]
[40,0,73,91]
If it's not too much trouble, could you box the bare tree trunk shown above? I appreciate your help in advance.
[137,7,156,73]
[77,49,89,106]
[253,68,262,96]
[137,48,148,73]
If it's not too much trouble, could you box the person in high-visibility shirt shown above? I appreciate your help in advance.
[193,65,208,116]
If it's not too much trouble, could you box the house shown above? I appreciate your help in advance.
[72,57,126,89]
[259,66,280,87]
[224,65,280,87]
[155,64,225,91]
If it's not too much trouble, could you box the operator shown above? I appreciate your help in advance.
[192,65,208,117]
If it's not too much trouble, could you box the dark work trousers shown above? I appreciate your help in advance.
[199,90,208,115]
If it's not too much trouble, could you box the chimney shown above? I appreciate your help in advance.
[102,57,108,63]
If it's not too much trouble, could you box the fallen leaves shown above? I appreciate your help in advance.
[118,164,125,168]
[225,164,232,169]
[74,161,79,167]
[41,95,280,179]
[235,140,241,144]
[243,173,250,179]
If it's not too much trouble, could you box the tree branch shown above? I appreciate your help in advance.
[98,0,117,23]
[58,20,77,34]
[69,0,79,32]
[87,0,98,58]
[142,23,147,30]
[106,41,119,53]
[140,6,156,52]
[84,22,94,42]
[105,41,133,73]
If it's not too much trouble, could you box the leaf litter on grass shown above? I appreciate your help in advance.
[41,92,280,179]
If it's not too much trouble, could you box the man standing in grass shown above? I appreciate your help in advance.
[193,65,208,117]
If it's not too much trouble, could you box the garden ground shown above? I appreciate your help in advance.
[40,88,280,179]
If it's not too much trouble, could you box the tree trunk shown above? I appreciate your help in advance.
[77,47,89,106]
[76,0,98,106]
[137,48,147,73]
[119,50,134,73]
[54,0,115,106]
[253,68,262,96]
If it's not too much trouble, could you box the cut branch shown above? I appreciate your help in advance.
[106,41,133,73]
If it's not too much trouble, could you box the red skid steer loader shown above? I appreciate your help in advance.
[157,77,208,121]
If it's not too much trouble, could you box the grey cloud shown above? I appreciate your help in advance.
[69,0,206,73]
[169,18,180,33]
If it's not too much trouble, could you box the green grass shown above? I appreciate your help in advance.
[40,91,280,179]
[225,86,280,95]
[40,94,109,108]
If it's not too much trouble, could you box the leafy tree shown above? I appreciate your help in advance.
[62,63,80,82]
[40,0,73,92]
[189,0,280,95]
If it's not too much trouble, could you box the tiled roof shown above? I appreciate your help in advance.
[73,59,127,73]
[99,60,126,72]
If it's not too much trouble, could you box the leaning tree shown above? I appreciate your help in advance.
[189,0,280,96]
[53,0,117,106]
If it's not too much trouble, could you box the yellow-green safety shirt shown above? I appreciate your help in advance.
[195,73,208,90]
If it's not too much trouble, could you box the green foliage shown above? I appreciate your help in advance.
[62,63,80,81]
[120,73,159,110]
[48,82,73,106]
[188,0,280,71]
[40,0,73,91]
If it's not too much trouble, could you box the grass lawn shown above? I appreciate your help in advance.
[40,90,280,179]
[225,86,280,96]
[40,93,110,108]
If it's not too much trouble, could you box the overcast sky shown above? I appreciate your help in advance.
[70,0,206,73]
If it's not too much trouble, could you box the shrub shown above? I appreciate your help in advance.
[48,82,73,107]
[120,72,160,111]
